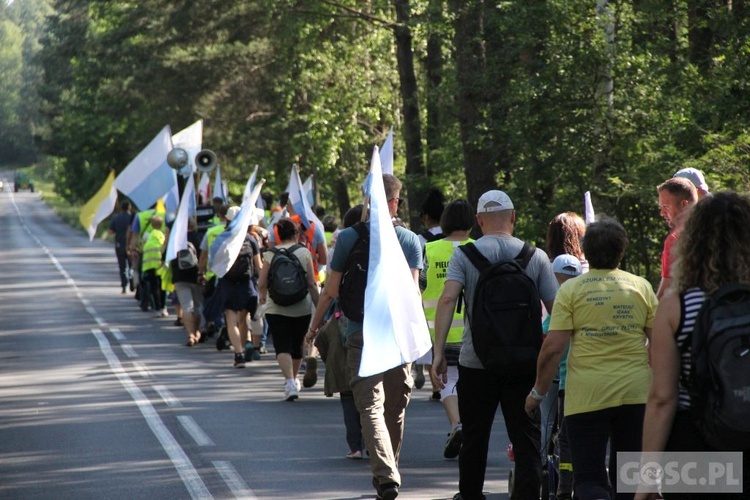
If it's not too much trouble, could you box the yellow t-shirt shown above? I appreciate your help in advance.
[549,268,658,416]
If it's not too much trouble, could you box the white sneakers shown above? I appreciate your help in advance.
[284,379,299,402]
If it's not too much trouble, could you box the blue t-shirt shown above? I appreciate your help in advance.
[331,223,422,335]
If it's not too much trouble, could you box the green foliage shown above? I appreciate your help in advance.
[0,0,749,285]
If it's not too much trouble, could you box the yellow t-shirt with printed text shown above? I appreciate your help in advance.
[549,268,658,416]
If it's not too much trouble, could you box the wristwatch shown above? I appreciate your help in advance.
[530,387,546,401]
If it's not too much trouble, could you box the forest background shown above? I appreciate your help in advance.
[2,0,750,285]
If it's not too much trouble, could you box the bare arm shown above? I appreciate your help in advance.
[656,277,672,301]
[306,270,341,343]
[431,280,463,388]
[305,253,320,307]
[642,291,681,452]
[525,329,572,416]
[257,255,270,304]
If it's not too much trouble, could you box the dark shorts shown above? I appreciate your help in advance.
[217,279,258,316]
[266,313,311,359]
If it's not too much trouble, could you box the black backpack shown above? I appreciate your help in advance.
[338,222,370,323]
[459,242,542,377]
[683,284,750,450]
[268,244,308,306]
[223,237,253,283]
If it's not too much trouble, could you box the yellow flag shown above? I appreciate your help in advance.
[79,170,117,241]
[156,197,166,214]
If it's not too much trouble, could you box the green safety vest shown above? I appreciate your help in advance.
[204,223,225,280]
[141,229,165,272]
[422,238,473,344]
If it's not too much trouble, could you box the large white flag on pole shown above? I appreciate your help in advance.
[359,146,432,377]
[165,174,196,263]
[209,180,265,278]
[379,126,394,175]
[114,126,174,211]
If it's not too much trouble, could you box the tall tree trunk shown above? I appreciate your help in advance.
[424,0,444,176]
[592,0,615,182]
[450,0,495,209]
[392,0,426,229]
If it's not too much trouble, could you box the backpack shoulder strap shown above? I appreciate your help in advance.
[515,242,535,270]
[352,222,369,240]
[458,242,491,272]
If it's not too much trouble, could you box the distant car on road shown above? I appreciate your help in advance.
[14,171,34,193]
[0,179,4,191]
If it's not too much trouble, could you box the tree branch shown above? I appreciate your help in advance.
[318,0,400,30]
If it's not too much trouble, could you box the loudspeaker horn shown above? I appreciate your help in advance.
[195,149,217,173]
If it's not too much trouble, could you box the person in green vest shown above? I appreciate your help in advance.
[198,205,228,334]
[127,204,166,293]
[141,215,168,316]
[420,199,475,459]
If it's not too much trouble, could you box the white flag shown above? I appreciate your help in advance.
[359,146,432,377]
[379,126,394,175]
[165,174,195,263]
[584,191,596,224]
[242,165,259,203]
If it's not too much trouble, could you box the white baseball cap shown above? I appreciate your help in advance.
[552,254,582,277]
[673,168,709,192]
[477,190,514,213]
[225,206,240,222]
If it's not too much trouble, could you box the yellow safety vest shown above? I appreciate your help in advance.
[135,208,165,249]
[204,223,225,280]
[422,238,473,343]
[141,229,165,272]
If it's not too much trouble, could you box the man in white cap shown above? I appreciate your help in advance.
[431,190,558,500]
[673,167,710,200]
[656,177,698,299]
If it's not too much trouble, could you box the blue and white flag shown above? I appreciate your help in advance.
[302,175,315,207]
[163,178,180,220]
[242,165,259,203]
[172,119,203,177]
[379,126,394,175]
[165,174,196,263]
[584,191,596,224]
[114,125,175,211]
[197,172,210,204]
[359,146,432,377]
[214,165,227,203]
[208,179,264,278]
[288,165,322,231]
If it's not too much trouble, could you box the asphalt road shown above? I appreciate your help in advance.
[0,177,513,499]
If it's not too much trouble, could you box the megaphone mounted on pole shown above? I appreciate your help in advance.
[195,149,217,173]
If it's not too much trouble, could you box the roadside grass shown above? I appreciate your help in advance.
[33,175,114,243]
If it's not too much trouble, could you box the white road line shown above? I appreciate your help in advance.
[14,193,211,499]
[110,328,126,341]
[91,330,211,499]
[121,344,138,358]
[133,362,152,378]
[94,316,107,327]
[153,385,182,408]
[213,461,258,500]
[177,416,215,447]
